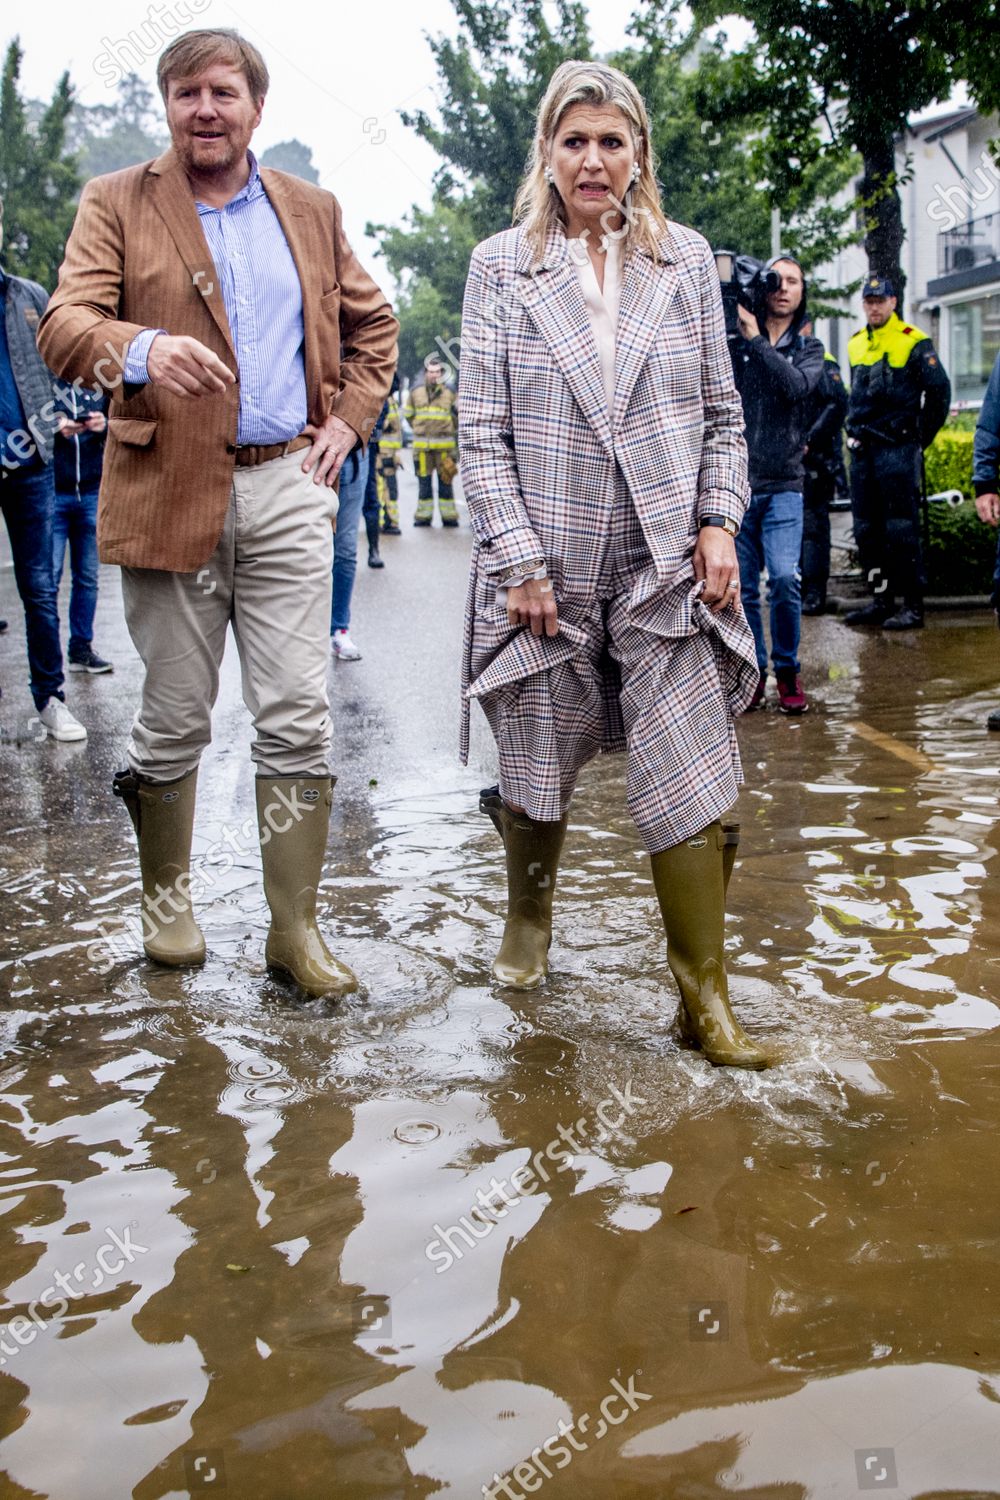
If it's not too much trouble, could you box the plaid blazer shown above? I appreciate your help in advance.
[459,221,758,760]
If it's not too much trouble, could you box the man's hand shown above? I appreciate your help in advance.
[976,492,1000,526]
[694,525,741,614]
[58,411,107,436]
[146,334,236,398]
[737,305,761,341]
[506,577,559,637]
[302,413,360,488]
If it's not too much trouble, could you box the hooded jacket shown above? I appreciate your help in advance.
[52,378,106,494]
[731,256,825,495]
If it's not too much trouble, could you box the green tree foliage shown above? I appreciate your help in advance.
[67,73,166,179]
[679,0,1000,309]
[369,0,592,362]
[0,38,78,286]
[260,139,320,183]
[373,0,854,358]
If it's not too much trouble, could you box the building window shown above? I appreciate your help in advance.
[950,292,1000,403]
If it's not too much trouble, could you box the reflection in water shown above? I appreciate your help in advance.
[1,615,999,1496]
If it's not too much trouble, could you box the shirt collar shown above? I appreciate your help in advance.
[195,152,263,214]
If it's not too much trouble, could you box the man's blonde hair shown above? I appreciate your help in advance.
[512,60,667,261]
[157,29,270,104]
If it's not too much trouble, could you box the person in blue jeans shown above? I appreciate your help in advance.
[0,223,86,741]
[731,254,824,714]
[52,380,112,673]
[330,445,370,660]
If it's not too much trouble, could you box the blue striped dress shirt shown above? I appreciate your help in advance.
[124,155,308,445]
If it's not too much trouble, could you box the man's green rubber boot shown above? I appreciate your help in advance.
[481,786,567,990]
[650,820,771,1070]
[256,776,358,998]
[113,767,206,967]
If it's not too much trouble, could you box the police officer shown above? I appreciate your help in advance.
[406,354,458,527]
[844,276,951,629]
[800,322,848,615]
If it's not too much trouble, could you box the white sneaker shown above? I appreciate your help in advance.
[331,629,362,661]
[38,699,88,741]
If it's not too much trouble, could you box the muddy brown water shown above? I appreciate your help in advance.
[2,519,1000,1497]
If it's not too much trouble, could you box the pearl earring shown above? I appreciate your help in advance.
[631,162,641,183]
[544,166,554,184]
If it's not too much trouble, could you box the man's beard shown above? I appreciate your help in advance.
[176,133,239,175]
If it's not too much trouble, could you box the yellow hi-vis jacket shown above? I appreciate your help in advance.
[380,397,403,450]
[405,382,458,450]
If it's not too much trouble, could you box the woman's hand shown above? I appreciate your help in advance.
[506,577,559,636]
[694,526,741,615]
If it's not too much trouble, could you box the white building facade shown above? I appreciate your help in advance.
[812,106,1000,407]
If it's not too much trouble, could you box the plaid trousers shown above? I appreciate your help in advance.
[475,480,743,853]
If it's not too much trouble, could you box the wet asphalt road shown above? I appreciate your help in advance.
[2,470,1000,1499]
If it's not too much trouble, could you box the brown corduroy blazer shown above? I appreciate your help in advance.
[38,150,398,571]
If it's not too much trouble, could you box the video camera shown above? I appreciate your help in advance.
[714,251,781,343]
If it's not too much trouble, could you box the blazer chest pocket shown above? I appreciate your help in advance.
[109,417,157,447]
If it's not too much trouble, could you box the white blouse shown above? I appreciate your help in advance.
[567,234,621,414]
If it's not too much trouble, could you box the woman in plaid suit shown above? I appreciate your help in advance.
[460,61,771,1069]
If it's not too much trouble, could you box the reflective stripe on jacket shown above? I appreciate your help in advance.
[405,381,457,448]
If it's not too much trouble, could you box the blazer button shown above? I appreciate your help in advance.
[226,443,236,454]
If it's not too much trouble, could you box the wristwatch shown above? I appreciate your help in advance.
[699,514,739,537]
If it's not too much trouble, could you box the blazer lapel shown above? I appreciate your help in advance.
[147,149,234,354]
[258,168,308,285]
[515,230,612,454]
[613,232,679,426]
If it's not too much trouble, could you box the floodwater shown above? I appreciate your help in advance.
[2,477,1000,1499]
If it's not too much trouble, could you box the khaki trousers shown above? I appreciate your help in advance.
[122,449,336,782]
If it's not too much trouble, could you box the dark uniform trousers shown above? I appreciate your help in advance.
[801,465,836,601]
[849,443,923,603]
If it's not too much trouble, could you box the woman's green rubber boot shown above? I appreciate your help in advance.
[480,786,567,990]
[650,820,771,1069]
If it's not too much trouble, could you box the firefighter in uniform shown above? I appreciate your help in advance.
[801,329,848,615]
[406,354,459,526]
[844,275,951,629]
[377,379,403,534]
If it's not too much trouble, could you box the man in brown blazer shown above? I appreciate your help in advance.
[39,28,397,997]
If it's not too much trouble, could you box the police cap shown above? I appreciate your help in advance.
[862,274,895,299]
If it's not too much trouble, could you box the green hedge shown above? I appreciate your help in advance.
[925,496,996,596]
[923,426,995,596]
[924,427,974,498]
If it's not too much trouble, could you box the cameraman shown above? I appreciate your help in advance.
[732,254,824,714]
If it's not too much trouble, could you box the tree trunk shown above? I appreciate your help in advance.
[860,130,906,314]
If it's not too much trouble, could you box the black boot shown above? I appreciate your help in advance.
[365,513,384,569]
[842,598,892,626]
[882,600,924,630]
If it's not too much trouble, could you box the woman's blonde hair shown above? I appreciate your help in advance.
[513,60,667,262]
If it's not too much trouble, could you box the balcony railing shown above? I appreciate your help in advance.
[938,212,1000,276]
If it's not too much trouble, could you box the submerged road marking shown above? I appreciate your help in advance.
[846,720,936,772]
